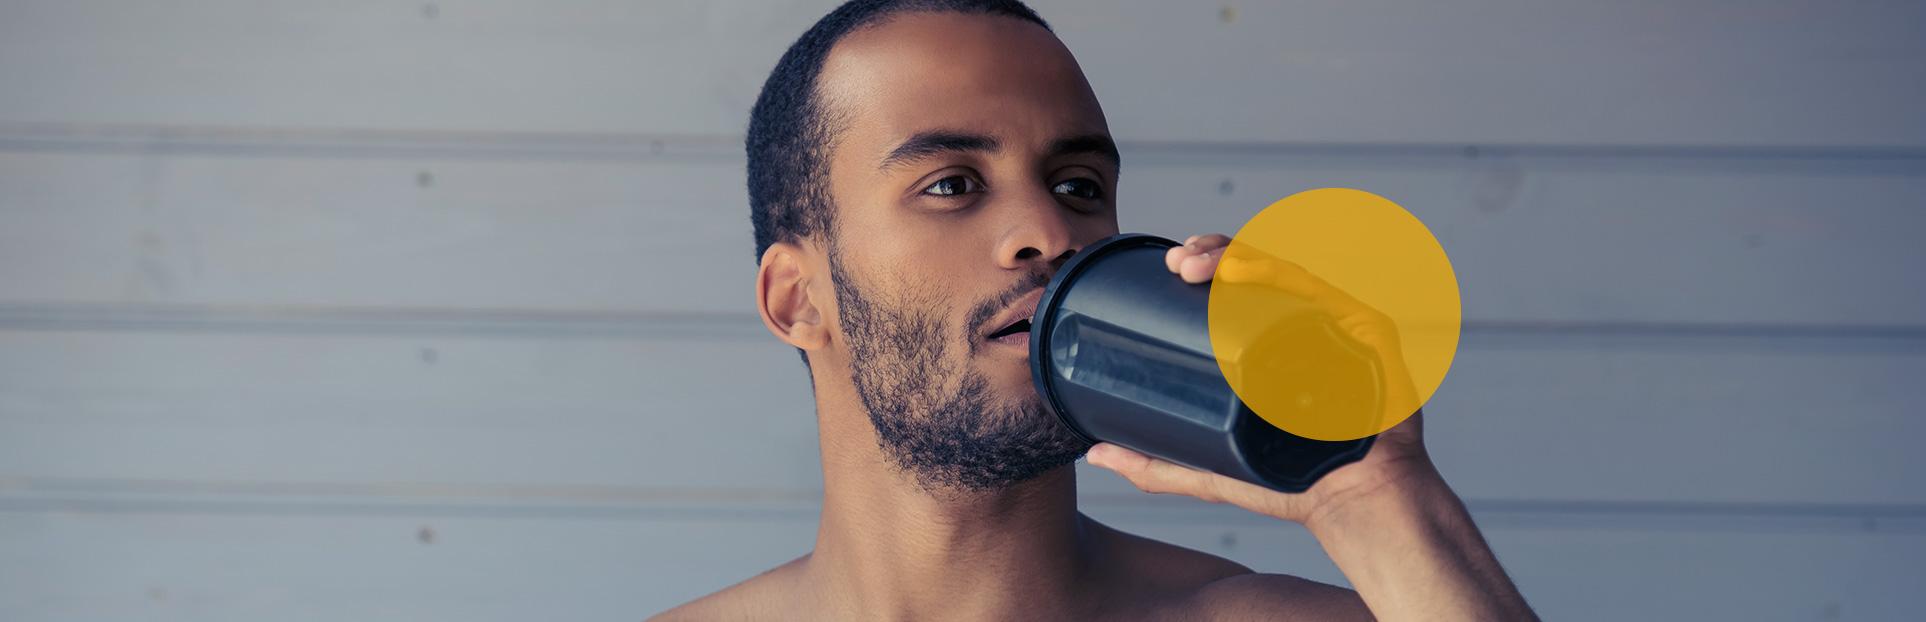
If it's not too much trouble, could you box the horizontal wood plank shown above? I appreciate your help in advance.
[1,1,1920,146]
[3,148,1920,325]
[2,329,1920,506]
[1,505,1919,621]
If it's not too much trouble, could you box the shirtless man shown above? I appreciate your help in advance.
[655,1,1535,619]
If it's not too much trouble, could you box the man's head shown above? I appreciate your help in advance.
[747,0,1120,492]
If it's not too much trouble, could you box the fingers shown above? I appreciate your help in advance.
[1087,443,1214,500]
[1166,234,1230,273]
[1335,311,1398,350]
[1179,248,1219,283]
[1165,234,1231,283]
[1087,442,1257,506]
[1218,252,1324,299]
[1185,233,1232,251]
[1169,235,1360,317]
[1163,233,1393,350]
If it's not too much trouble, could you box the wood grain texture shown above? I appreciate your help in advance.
[3,1,1921,620]
[1,0,1920,145]
[3,328,1920,506]
[2,505,1920,621]
[3,146,1920,325]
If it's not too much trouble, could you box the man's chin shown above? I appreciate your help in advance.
[880,398,1091,493]
[983,390,1053,428]
[979,359,1042,402]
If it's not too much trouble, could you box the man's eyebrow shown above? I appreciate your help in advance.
[878,130,1001,172]
[1047,133,1121,168]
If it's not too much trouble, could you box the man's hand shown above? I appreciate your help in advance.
[1086,232,1432,528]
[1084,233,1537,621]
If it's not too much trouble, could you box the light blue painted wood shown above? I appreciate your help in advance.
[2,147,1920,325]
[0,1,1919,145]
[2,328,1920,506]
[2,1,1922,618]
[1053,0,1926,147]
[2,506,1920,621]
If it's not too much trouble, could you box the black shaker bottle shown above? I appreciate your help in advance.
[1030,233,1378,492]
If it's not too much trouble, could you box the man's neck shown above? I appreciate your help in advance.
[805,407,1099,620]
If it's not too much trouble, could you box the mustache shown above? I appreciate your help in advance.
[965,268,1054,337]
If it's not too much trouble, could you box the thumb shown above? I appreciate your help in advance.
[1087,443,1236,504]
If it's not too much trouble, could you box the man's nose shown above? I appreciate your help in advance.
[995,193,1079,271]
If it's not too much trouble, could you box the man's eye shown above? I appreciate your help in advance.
[1052,178,1103,200]
[922,175,982,196]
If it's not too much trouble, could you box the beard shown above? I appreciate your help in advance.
[828,242,1092,492]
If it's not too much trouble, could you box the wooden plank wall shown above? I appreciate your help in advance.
[2,1,1923,619]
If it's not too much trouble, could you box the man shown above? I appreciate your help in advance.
[656,1,1536,619]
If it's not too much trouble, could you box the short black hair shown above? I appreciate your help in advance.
[745,0,1051,263]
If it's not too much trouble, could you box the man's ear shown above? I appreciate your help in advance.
[757,241,830,352]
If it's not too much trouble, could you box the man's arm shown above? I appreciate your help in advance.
[1088,435,1535,621]
[1084,233,1536,621]
[1304,460,1535,620]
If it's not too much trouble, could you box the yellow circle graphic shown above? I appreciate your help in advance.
[1208,188,1460,441]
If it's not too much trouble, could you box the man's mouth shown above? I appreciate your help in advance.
[986,318,1032,346]
[980,289,1044,351]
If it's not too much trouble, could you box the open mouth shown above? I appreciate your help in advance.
[979,288,1044,350]
[988,318,1032,340]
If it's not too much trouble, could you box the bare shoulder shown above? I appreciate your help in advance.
[1089,519,1254,589]
[1184,572,1371,621]
[648,554,808,621]
[1088,519,1369,621]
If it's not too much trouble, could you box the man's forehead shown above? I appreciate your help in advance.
[816,11,1108,159]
